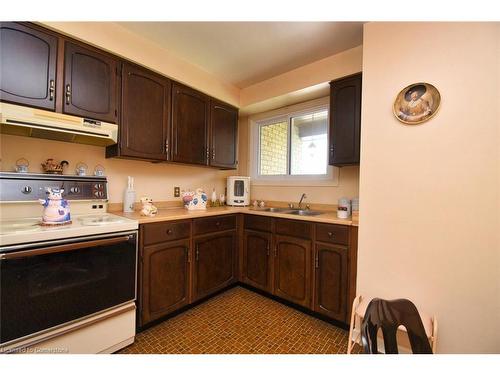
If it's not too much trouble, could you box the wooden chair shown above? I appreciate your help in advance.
[347,295,438,354]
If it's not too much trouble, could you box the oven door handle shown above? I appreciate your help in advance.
[0,235,132,260]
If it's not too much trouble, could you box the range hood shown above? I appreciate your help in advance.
[0,103,118,146]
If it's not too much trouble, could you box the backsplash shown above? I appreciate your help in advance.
[0,134,233,204]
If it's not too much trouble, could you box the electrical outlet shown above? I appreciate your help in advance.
[174,187,180,197]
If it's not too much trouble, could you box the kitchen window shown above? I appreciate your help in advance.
[250,98,338,186]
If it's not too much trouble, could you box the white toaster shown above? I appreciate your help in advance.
[226,176,250,206]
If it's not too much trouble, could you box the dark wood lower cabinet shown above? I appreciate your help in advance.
[242,230,272,292]
[140,239,190,325]
[313,243,348,322]
[273,235,312,308]
[193,230,237,301]
[137,215,357,328]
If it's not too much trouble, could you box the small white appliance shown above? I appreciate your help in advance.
[226,176,250,206]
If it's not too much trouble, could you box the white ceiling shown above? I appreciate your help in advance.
[117,22,364,88]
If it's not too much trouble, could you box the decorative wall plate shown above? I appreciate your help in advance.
[393,82,441,125]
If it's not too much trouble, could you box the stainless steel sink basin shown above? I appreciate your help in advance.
[253,207,292,213]
[287,210,323,216]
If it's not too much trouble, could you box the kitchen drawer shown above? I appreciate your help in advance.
[193,214,236,235]
[275,218,312,240]
[315,223,349,246]
[244,214,272,232]
[142,220,191,245]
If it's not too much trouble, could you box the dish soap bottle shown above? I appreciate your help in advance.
[123,176,136,213]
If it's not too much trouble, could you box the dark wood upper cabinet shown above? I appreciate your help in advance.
[209,99,238,169]
[63,41,117,123]
[193,231,236,301]
[0,22,57,111]
[329,73,362,166]
[171,83,209,166]
[117,62,171,161]
[243,230,272,292]
[140,239,190,326]
[313,243,348,322]
[273,235,311,308]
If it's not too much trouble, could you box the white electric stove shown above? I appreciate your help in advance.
[0,172,138,354]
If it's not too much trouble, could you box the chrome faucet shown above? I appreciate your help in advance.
[298,193,307,209]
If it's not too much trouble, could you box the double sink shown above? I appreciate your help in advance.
[251,207,323,216]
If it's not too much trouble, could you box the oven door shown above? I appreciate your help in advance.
[0,231,137,345]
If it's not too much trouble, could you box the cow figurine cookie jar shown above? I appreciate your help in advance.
[39,187,71,225]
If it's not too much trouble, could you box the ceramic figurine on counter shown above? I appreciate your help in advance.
[219,193,225,206]
[182,188,208,210]
[140,197,158,216]
[39,187,71,225]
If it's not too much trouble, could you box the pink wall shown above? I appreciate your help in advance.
[358,22,500,353]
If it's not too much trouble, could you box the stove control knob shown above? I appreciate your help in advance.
[21,186,32,194]
[70,187,80,194]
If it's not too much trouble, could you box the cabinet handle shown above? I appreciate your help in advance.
[165,139,169,154]
[315,250,319,269]
[166,229,173,235]
[206,147,210,161]
[212,148,216,160]
[266,242,270,257]
[327,231,334,238]
[215,222,220,227]
[274,245,277,258]
[49,80,55,101]
[195,244,199,261]
[65,84,71,105]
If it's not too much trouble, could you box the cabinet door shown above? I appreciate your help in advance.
[243,230,272,292]
[329,73,362,166]
[193,231,236,301]
[140,239,190,325]
[120,63,170,160]
[273,235,311,308]
[313,243,348,322]
[0,22,57,110]
[209,100,238,169]
[171,83,209,165]
[63,41,117,123]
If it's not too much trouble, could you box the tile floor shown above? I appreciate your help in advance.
[120,286,361,354]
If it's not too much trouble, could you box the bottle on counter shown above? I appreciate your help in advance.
[211,188,217,207]
[123,176,136,213]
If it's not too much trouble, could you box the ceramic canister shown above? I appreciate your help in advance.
[337,197,351,219]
